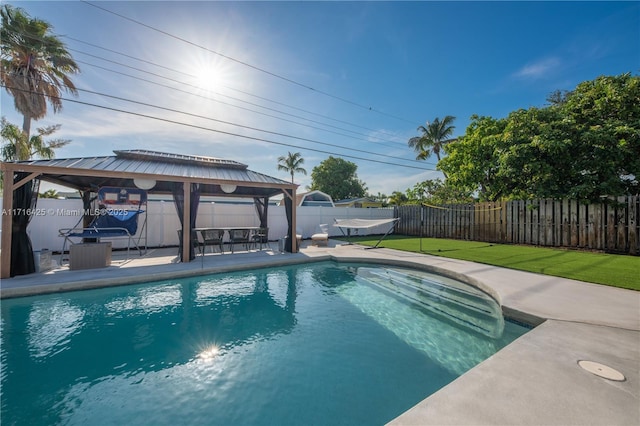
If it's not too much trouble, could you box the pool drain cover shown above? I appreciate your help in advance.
[578,360,625,381]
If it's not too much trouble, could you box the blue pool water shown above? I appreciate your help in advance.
[0,262,530,425]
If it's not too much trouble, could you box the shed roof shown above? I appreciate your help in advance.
[335,197,380,204]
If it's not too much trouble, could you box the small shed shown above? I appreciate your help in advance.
[1,150,299,278]
[296,190,335,207]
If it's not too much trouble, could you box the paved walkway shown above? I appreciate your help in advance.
[2,242,639,425]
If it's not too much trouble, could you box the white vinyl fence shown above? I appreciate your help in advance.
[1,198,395,252]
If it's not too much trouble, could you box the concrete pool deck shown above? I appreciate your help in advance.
[1,241,639,425]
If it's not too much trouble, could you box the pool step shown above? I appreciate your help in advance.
[381,268,497,315]
[355,268,504,338]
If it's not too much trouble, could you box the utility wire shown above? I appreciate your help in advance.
[2,47,435,168]
[74,57,436,166]
[6,25,418,148]
[1,83,437,172]
[64,36,187,77]
[73,56,409,150]
[80,0,421,125]
[74,57,425,159]
[64,35,410,142]
[74,86,425,165]
[3,20,437,168]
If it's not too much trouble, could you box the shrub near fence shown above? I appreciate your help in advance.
[396,196,640,255]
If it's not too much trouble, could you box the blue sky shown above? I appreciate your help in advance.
[2,1,639,196]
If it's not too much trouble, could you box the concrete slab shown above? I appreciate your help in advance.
[389,320,640,426]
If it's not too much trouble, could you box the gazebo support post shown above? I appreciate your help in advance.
[291,188,297,252]
[1,167,43,278]
[182,181,191,263]
[1,166,14,279]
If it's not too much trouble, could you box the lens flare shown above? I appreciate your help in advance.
[194,68,221,91]
[197,345,220,361]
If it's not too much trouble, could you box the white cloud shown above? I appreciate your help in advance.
[513,57,561,80]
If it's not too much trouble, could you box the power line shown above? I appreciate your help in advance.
[74,86,426,166]
[2,15,440,170]
[72,57,439,168]
[80,0,421,126]
[64,36,187,78]
[1,83,438,172]
[64,35,410,142]
[74,57,424,158]
[73,56,409,150]
[6,25,420,150]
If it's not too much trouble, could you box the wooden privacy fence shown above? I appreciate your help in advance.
[396,196,640,255]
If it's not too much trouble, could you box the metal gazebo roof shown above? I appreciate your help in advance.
[10,149,295,198]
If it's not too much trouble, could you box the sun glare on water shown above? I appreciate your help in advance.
[197,345,220,361]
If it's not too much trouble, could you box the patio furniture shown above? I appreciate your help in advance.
[296,228,303,248]
[333,218,399,248]
[69,242,112,270]
[200,228,225,253]
[311,224,329,246]
[251,227,269,250]
[58,187,147,266]
[229,228,252,253]
[59,210,144,259]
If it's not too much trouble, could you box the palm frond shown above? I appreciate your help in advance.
[408,116,457,164]
[1,4,79,139]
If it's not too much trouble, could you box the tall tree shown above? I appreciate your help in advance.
[1,4,79,159]
[498,106,575,200]
[440,74,640,201]
[309,156,367,201]
[1,117,70,161]
[405,179,474,205]
[560,73,639,199]
[277,151,307,183]
[408,115,456,178]
[439,115,508,201]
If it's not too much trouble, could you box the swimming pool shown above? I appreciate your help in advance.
[0,261,529,425]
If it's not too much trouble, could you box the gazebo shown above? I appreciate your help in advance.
[0,150,299,278]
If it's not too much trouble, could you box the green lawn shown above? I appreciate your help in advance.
[344,235,640,291]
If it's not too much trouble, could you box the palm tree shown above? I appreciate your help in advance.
[277,151,307,183]
[1,5,79,159]
[408,116,456,177]
[1,117,70,161]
